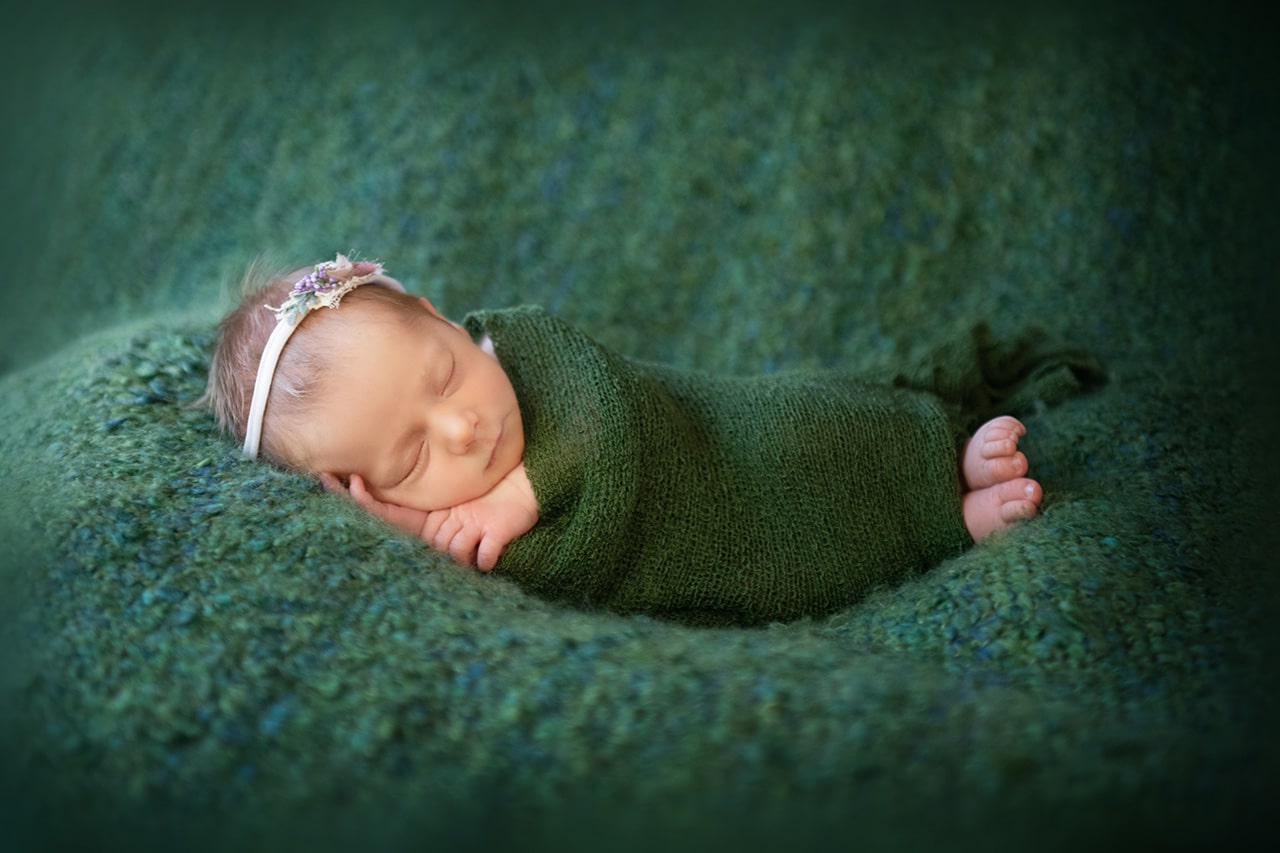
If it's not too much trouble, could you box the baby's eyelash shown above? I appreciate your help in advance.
[441,357,457,394]
[402,440,426,484]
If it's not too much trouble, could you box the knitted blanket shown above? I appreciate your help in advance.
[466,307,1100,626]
[1,3,1269,848]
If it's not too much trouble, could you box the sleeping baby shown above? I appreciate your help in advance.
[204,254,1095,626]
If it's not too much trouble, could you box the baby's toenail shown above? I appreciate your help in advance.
[1025,484,1035,498]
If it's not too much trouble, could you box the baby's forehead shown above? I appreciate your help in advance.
[314,294,440,345]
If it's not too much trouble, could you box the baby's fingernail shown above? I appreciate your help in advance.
[1025,484,1035,498]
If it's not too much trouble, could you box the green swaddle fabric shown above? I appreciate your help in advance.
[888,321,1106,435]
[465,307,1101,627]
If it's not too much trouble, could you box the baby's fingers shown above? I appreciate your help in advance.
[318,472,347,495]
[475,535,504,573]
[427,514,463,554]
[445,524,481,568]
[346,474,382,512]
[346,472,368,499]
[421,509,451,546]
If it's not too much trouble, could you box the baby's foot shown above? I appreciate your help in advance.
[959,416,1042,542]
[961,415,1029,490]
[962,478,1042,542]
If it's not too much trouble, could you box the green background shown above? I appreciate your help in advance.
[1,0,1275,849]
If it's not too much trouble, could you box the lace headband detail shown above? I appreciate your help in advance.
[243,253,404,458]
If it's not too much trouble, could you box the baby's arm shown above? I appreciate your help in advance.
[319,465,538,571]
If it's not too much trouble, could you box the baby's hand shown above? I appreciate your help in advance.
[320,466,538,572]
[416,466,539,570]
[320,471,430,537]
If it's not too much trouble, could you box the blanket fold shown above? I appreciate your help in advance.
[890,321,1106,432]
[464,307,1098,627]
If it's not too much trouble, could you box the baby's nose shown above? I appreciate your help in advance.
[434,408,478,454]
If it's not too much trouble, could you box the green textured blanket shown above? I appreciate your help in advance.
[1,3,1270,847]
[466,307,1101,626]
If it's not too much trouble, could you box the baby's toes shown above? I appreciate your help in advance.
[1001,416,1027,437]
[980,415,1026,441]
[998,478,1042,523]
[981,451,1028,484]
[982,436,1020,459]
[1000,502,1037,523]
[963,417,1033,490]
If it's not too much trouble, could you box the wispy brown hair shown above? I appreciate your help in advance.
[200,259,430,468]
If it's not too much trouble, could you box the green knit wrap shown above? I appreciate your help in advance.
[466,306,987,626]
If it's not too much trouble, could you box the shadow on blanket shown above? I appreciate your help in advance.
[0,310,1265,851]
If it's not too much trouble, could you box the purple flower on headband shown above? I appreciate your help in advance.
[270,254,386,326]
[292,271,337,294]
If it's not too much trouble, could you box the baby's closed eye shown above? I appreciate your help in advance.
[400,440,427,484]
[439,354,457,395]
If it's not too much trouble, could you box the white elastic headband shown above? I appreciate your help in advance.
[243,254,404,457]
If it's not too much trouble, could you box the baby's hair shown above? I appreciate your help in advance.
[202,259,432,468]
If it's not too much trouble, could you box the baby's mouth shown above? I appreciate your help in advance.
[485,425,503,471]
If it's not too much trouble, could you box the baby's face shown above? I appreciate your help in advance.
[298,299,524,512]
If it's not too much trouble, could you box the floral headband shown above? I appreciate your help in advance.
[243,253,405,457]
